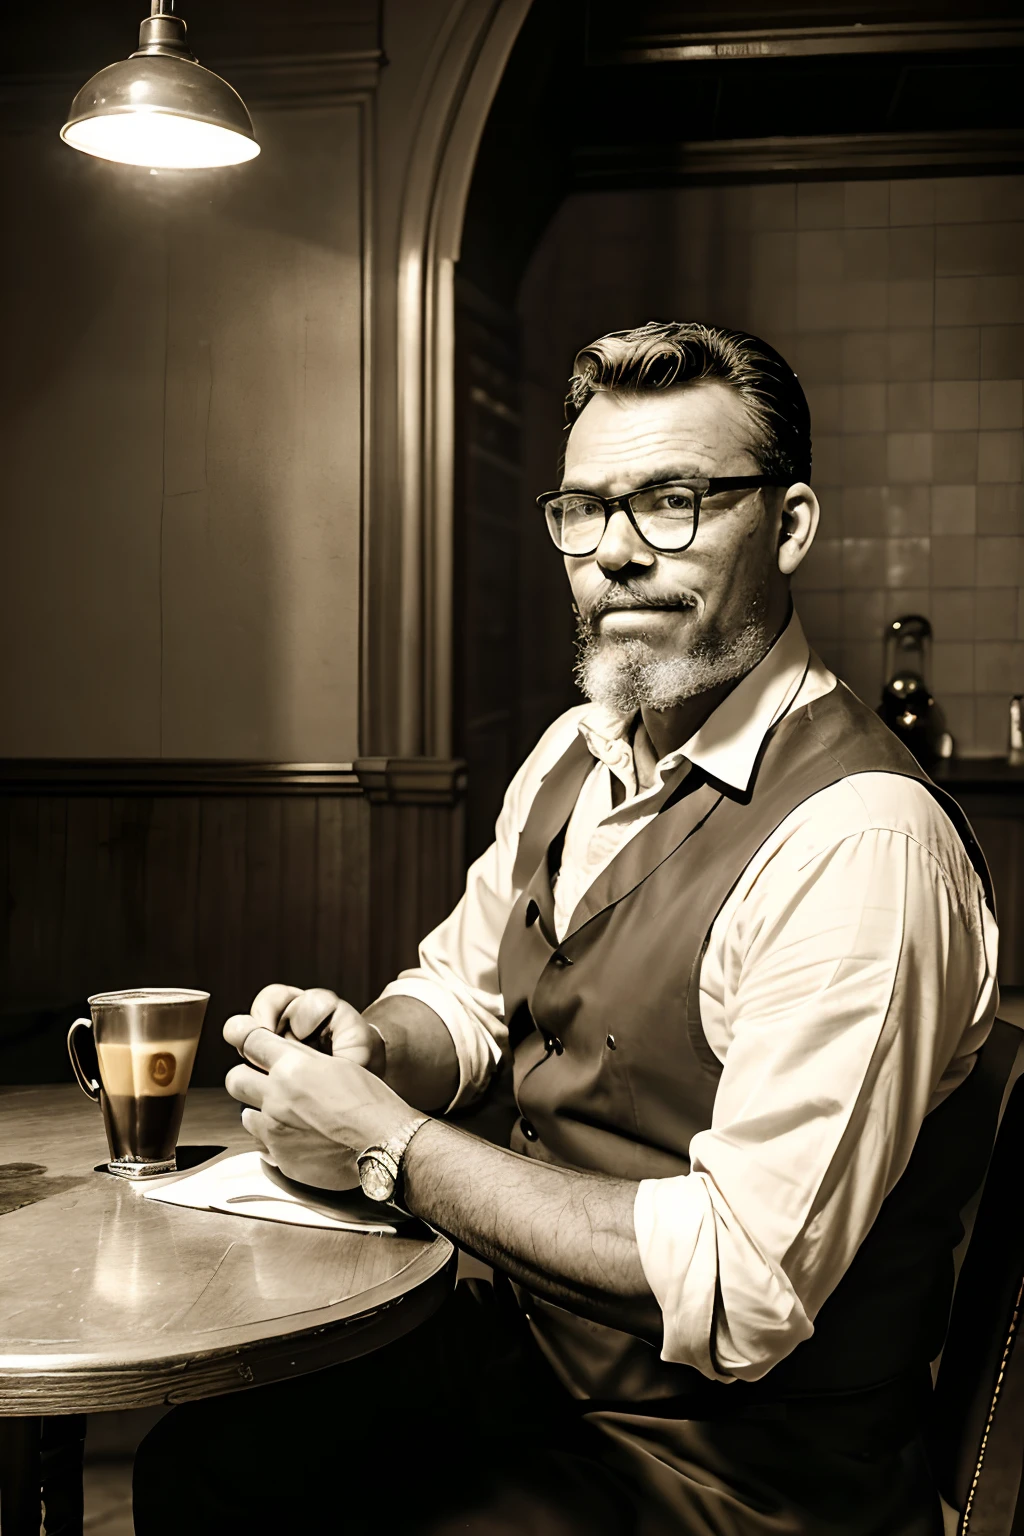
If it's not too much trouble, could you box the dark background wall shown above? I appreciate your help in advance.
[518,176,1024,752]
[0,18,370,762]
[453,0,1024,865]
[451,0,1024,975]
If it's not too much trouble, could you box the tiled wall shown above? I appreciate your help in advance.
[520,174,1024,755]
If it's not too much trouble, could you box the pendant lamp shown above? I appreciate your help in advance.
[61,1,259,170]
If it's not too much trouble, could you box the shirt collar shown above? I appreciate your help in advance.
[576,610,813,796]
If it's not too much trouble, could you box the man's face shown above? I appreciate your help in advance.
[562,381,791,713]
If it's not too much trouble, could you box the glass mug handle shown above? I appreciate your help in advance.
[67,1018,101,1100]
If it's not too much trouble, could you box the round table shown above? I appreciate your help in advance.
[0,1086,456,1535]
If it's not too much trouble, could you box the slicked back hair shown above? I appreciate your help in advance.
[565,321,812,486]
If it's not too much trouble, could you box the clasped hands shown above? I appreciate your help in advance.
[224,985,420,1191]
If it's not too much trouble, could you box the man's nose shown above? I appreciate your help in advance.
[595,509,655,572]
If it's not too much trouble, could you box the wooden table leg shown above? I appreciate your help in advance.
[39,1416,86,1536]
[0,1416,41,1536]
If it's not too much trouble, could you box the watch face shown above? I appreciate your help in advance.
[360,1156,394,1203]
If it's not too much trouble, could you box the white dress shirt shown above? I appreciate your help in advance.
[378,613,999,1383]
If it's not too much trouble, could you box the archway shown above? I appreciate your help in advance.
[441,0,1024,859]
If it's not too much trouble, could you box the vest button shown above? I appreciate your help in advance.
[525,899,540,928]
[552,1036,564,1055]
[606,1034,616,1050]
[520,1117,538,1141]
[551,951,572,968]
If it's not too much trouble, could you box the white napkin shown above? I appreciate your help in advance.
[142,1151,402,1235]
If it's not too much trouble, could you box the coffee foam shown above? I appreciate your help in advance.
[89,988,208,1006]
[96,1038,199,1098]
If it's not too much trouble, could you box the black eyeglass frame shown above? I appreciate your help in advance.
[536,476,787,556]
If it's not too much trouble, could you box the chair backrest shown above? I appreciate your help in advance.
[930,1022,1024,1534]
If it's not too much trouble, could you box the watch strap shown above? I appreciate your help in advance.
[357,1114,429,1204]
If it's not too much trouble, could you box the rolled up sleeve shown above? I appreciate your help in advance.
[634,816,997,1382]
[378,851,510,1111]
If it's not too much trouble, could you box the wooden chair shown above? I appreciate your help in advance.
[930,1025,1024,1535]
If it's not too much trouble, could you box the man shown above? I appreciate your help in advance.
[135,322,999,1535]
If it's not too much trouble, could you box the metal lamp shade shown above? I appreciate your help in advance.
[61,53,260,170]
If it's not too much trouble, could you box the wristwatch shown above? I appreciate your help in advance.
[357,1115,429,1205]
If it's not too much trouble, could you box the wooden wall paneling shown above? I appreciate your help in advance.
[415,806,445,964]
[6,797,41,1003]
[279,796,321,993]
[194,795,249,1081]
[3,796,108,1081]
[415,804,448,978]
[108,798,153,991]
[408,806,432,972]
[352,757,467,1000]
[37,798,69,992]
[365,801,463,1003]
[242,796,285,993]
[8,795,71,1080]
[54,796,82,1005]
[337,796,373,1008]
[195,795,248,1002]
[367,804,408,995]
[61,798,109,1006]
[0,762,466,1085]
[312,796,364,1010]
[142,795,202,991]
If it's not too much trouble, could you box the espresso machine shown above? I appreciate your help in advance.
[877,615,952,769]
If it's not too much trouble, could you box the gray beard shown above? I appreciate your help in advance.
[573,606,773,713]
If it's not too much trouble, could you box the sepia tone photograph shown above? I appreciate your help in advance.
[1,1,1023,1532]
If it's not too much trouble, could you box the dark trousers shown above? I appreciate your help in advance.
[133,1279,943,1536]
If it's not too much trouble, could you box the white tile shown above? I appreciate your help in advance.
[980,380,1023,430]
[844,181,890,228]
[931,485,977,534]
[933,381,979,432]
[889,179,936,227]
[798,183,845,230]
[978,431,1024,483]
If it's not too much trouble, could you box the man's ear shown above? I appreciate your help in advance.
[776,482,819,577]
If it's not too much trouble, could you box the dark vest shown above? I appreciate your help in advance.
[496,681,1004,1410]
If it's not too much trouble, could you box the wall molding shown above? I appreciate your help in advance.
[367,0,532,761]
[573,130,1024,186]
[0,757,466,804]
[214,51,383,109]
[354,757,467,806]
[587,18,1024,65]
[0,761,361,796]
[0,52,384,126]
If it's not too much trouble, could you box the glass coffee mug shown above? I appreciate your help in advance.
[67,988,209,1178]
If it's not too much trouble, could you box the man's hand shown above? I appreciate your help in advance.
[223,1026,418,1191]
[225,984,386,1074]
[221,1022,658,1338]
[224,985,461,1117]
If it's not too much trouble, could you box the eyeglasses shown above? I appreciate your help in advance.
[536,477,785,557]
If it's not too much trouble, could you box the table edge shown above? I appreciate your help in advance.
[0,1235,456,1415]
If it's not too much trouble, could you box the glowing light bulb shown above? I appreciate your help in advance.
[63,111,260,170]
[61,10,259,172]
